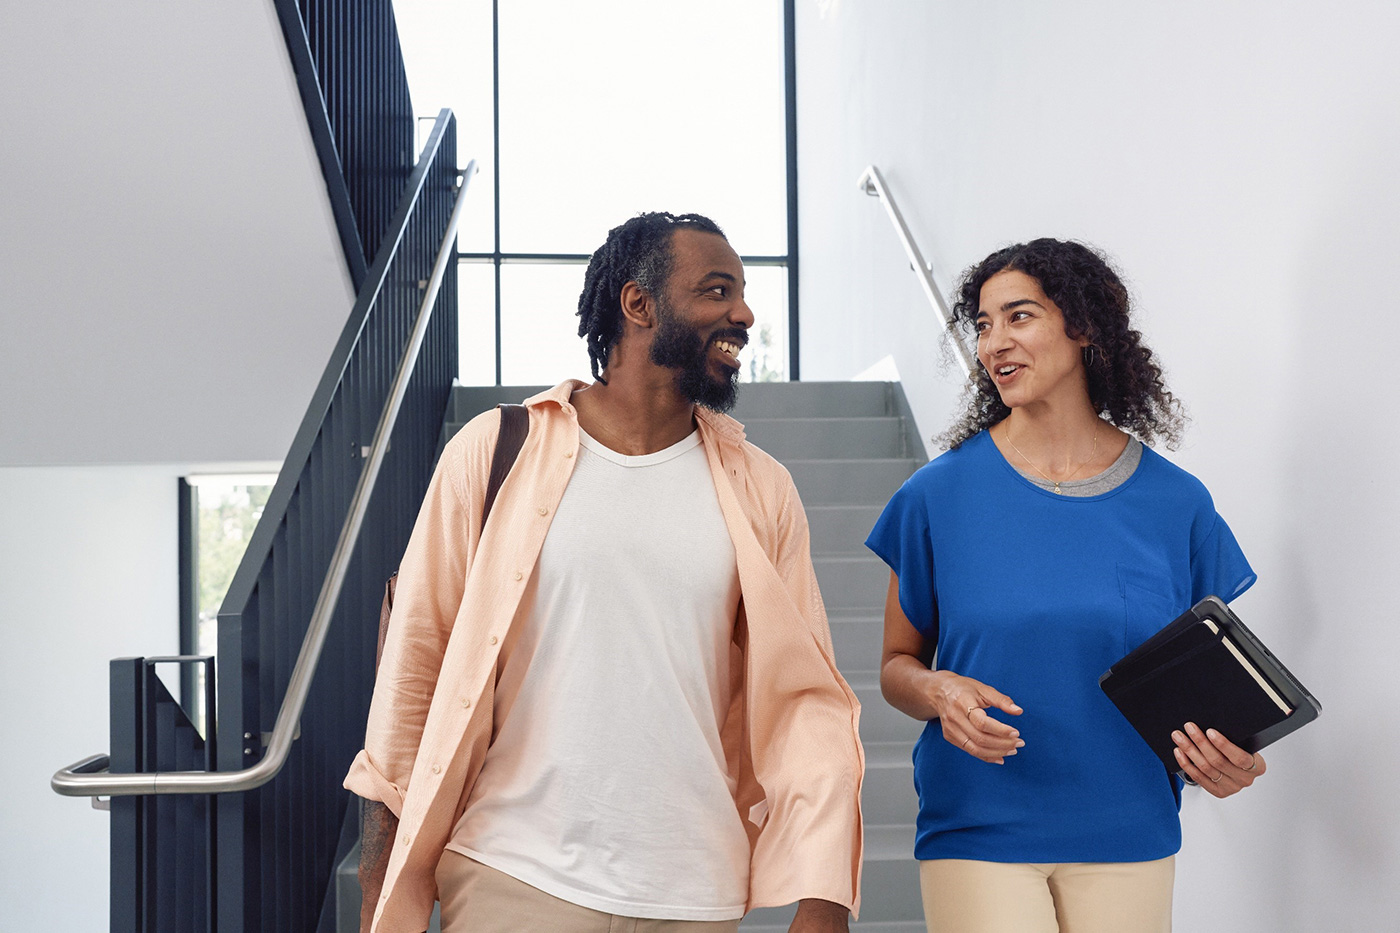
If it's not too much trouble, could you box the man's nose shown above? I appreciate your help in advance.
[733,296,755,330]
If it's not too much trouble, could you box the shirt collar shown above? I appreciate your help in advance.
[526,380,748,445]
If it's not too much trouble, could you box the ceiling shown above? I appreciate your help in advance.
[0,1,355,466]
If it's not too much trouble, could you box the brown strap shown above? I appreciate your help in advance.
[482,403,529,527]
[375,574,397,671]
[376,403,530,672]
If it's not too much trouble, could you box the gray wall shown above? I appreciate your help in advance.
[0,463,266,930]
[0,1,354,466]
[797,2,1398,929]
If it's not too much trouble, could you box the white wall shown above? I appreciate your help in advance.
[797,2,1399,930]
[0,463,263,930]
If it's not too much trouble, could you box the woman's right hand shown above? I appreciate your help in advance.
[926,670,1024,764]
[880,571,1024,764]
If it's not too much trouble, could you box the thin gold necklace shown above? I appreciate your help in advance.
[1003,421,1100,495]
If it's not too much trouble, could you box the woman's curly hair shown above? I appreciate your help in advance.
[940,238,1185,450]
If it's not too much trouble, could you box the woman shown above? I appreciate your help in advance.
[865,239,1264,933]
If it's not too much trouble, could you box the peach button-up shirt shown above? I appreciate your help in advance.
[345,381,864,933]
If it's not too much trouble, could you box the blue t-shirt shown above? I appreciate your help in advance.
[865,430,1255,863]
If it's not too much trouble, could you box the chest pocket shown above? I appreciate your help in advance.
[1117,562,1185,658]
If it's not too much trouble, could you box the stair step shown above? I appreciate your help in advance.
[863,741,918,825]
[727,381,894,419]
[786,459,920,506]
[829,613,883,674]
[742,417,907,460]
[806,504,885,555]
[814,556,889,612]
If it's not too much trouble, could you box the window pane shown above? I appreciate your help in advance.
[457,261,498,385]
[188,474,275,733]
[739,266,788,383]
[396,0,496,253]
[497,0,787,256]
[497,262,788,387]
[499,263,592,385]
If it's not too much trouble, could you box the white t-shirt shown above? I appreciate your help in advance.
[447,427,749,921]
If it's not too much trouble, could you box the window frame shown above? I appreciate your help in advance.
[461,0,800,384]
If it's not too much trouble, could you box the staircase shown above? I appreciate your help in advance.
[730,381,926,933]
[335,380,928,932]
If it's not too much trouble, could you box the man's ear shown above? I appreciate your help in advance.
[619,281,654,329]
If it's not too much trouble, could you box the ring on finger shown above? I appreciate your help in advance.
[1210,771,1224,783]
[1244,758,1258,772]
[962,738,973,749]
[966,706,979,717]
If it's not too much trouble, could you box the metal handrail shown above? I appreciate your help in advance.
[51,154,479,800]
[857,164,976,376]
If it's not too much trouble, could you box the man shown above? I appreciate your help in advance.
[346,212,864,933]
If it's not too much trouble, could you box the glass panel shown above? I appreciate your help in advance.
[458,260,498,385]
[499,263,592,385]
[738,265,788,383]
[187,474,276,732]
[497,0,787,256]
[395,0,496,253]
[498,262,787,387]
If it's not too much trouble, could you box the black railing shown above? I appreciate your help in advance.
[211,112,459,933]
[110,657,217,933]
[274,0,416,288]
[64,113,462,933]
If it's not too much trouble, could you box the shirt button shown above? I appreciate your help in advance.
[401,834,411,845]
[565,451,574,458]
[514,571,523,581]
[489,635,498,645]
[461,698,471,708]
[431,764,441,774]
[537,507,547,516]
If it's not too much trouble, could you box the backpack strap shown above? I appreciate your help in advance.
[376,402,530,670]
[482,403,529,527]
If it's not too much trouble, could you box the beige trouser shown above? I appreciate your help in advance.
[435,849,742,933]
[919,856,1175,933]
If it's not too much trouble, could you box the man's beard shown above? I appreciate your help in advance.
[649,297,743,413]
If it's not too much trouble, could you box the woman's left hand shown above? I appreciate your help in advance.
[1171,722,1266,798]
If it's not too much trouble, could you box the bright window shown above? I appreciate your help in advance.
[395,0,795,384]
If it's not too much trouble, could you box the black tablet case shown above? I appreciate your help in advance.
[1099,596,1321,772]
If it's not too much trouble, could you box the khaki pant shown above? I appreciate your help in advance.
[919,856,1175,933]
[435,850,741,933]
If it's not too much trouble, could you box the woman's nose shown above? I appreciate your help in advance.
[980,322,1010,357]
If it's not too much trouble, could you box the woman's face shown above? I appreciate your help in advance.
[975,269,1090,413]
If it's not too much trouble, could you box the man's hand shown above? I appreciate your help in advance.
[788,898,849,932]
[358,799,398,933]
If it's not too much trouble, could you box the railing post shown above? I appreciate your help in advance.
[110,658,145,933]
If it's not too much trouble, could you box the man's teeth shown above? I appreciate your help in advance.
[716,341,740,356]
